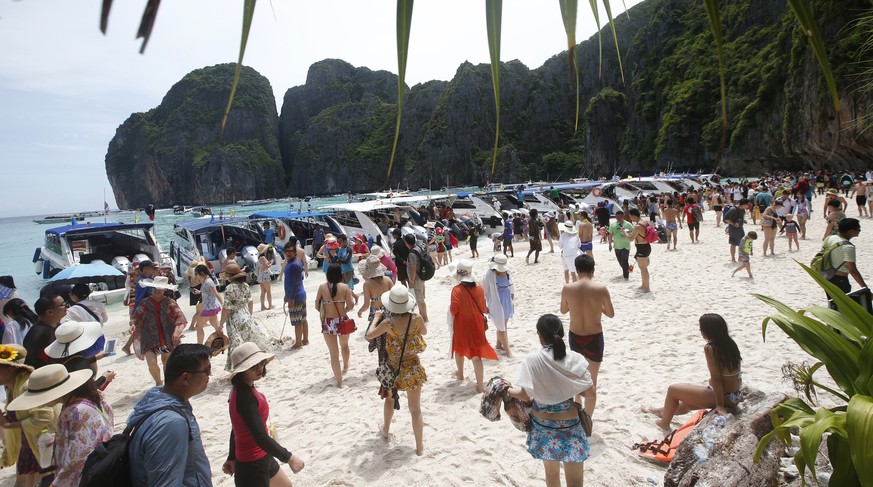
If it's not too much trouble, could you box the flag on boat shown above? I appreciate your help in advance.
[104,201,110,215]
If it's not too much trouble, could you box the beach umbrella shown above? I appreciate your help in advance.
[48,262,125,285]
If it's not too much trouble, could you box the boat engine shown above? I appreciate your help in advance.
[112,256,132,274]
[132,254,151,266]
[401,225,428,245]
[240,245,259,281]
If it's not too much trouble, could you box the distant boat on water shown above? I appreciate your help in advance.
[33,211,103,224]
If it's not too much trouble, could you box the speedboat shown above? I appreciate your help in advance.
[32,222,167,302]
[190,206,212,217]
[452,192,505,230]
[32,212,101,224]
[173,205,193,215]
[318,201,428,250]
[247,210,344,260]
[169,217,282,283]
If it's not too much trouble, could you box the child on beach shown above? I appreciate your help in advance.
[731,231,757,278]
[783,214,800,251]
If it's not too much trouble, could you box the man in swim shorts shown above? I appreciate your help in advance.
[662,199,681,250]
[560,254,614,414]
[576,211,594,255]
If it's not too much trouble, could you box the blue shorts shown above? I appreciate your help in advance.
[579,241,592,252]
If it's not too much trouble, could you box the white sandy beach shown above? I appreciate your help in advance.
[3,209,870,486]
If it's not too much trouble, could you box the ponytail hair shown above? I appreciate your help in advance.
[536,314,566,361]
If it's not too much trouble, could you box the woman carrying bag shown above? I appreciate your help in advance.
[506,314,594,487]
[365,284,427,456]
[448,260,497,393]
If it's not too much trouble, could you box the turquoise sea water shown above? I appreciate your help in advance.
[0,198,350,304]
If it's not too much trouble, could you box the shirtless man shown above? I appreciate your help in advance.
[850,179,869,217]
[662,200,681,250]
[560,254,615,414]
[576,211,594,255]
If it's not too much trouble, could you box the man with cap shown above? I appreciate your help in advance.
[63,282,109,324]
[127,344,213,486]
[23,292,67,368]
[404,234,430,324]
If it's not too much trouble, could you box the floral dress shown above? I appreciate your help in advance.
[53,396,114,487]
[385,317,427,391]
[132,297,187,356]
[224,281,275,370]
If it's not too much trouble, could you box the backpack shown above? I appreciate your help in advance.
[643,224,659,244]
[690,205,704,223]
[80,405,190,487]
[722,205,734,220]
[811,240,852,279]
[411,246,436,281]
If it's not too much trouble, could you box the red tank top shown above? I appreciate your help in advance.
[229,386,269,462]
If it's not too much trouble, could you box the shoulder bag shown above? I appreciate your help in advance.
[462,286,489,331]
[375,315,413,408]
[332,292,357,334]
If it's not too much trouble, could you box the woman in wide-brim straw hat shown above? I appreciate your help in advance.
[7,362,113,487]
[448,259,497,393]
[356,255,393,324]
[219,263,275,372]
[0,344,60,487]
[222,342,305,486]
[365,284,427,455]
[482,254,515,357]
[46,321,117,391]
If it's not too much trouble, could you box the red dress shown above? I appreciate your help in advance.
[450,284,498,360]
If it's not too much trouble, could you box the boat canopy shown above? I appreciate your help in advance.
[175,217,253,233]
[46,222,155,237]
[247,210,334,220]
[320,201,406,212]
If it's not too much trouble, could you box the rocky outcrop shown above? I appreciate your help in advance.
[664,388,787,487]
[106,64,285,208]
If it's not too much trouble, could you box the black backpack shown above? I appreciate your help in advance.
[79,406,189,487]
[411,246,436,281]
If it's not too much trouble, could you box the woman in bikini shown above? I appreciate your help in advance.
[314,264,356,388]
[759,198,781,256]
[650,313,742,429]
[256,244,274,311]
[365,284,427,455]
[625,209,651,293]
[506,314,594,487]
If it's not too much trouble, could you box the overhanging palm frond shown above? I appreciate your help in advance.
[486,0,503,180]
[220,0,257,135]
[559,0,581,134]
[701,0,728,173]
[601,0,625,83]
[136,0,162,54]
[385,0,414,185]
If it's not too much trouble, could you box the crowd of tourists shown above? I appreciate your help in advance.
[0,168,869,487]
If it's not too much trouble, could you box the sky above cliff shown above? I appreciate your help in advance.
[0,0,642,217]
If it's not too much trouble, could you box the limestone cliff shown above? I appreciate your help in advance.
[106,64,284,208]
[108,0,873,205]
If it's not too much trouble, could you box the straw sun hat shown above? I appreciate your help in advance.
[561,220,578,235]
[358,255,387,280]
[6,364,93,411]
[452,259,476,283]
[228,342,276,379]
[0,344,33,372]
[381,284,417,314]
[220,262,248,282]
[369,245,385,258]
[489,254,511,273]
[45,321,103,359]
[141,276,178,291]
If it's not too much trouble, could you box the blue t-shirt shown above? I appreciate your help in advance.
[263,228,277,244]
[133,276,154,310]
[336,247,354,274]
[503,220,513,240]
[284,259,306,302]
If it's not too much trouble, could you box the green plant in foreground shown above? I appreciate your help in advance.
[752,262,873,486]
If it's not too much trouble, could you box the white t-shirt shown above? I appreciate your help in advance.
[777,198,795,216]
[62,299,109,324]
[824,235,855,273]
